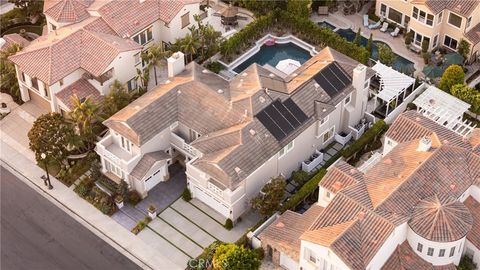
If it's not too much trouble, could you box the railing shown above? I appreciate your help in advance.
[170,132,200,157]
[96,133,140,172]
[302,150,324,172]
[349,119,367,140]
[358,152,383,173]
[334,132,353,146]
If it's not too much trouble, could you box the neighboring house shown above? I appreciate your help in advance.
[8,0,211,111]
[95,47,375,221]
[0,34,30,51]
[375,0,480,61]
[258,110,480,270]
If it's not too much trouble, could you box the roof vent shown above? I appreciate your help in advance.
[234,167,242,174]
[275,222,285,228]
[269,73,275,78]
[134,105,140,110]
[383,158,392,165]
[349,168,356,174]
[291,73,298,77]
[177,89,181,94]
[217,89,224,94]
[450,184,456,191]
[242,72,248,77]
[415,117,421,122]
[165,79,171,84]
[417,137,432,152]
[259,96,266,103]
[322,108,327,112]
[249,129,256,136]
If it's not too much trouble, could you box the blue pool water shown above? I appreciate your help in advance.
[233,43,312,74]
[335,28,415,74]
[317,21,336,30]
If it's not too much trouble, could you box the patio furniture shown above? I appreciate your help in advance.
[363,14,369,27]
[379,22,389,32]
[318,6,328,15]
[220,4,238,26]
[368,20,381,29]
[408,44,421,54]
[390,27,400,37]
[343,1,355,15]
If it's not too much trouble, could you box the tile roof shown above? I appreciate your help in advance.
[97,0,201,37]
[0,34,30,51]
[425,0,480,17]
[409,194,473,242]
[44,0,93,23]
[294,112,480,270]
[465,23,480,44]
[9,19,142,84]
[54,78,103,109]
[464,196,480,249]
[382,241,457,270]
[130,151,170,180]
[258,204,324,260]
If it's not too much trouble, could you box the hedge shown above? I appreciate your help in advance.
[281,168,329,212]
[342,120,388,160]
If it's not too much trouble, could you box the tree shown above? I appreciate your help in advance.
[286,0,310,19]
[179,32,200,63]
[438,65,465,92]
[366,33,373,58]
[28,113,76,165]
[0,43,23,104]
[145,43,170,86]
[135,68,150,93]
[353,28,362,47]
[457,39,470,60]
[421,39,429,53]
[101,80,132,119]
[250,176,286,216]
[450,84,480,116]
[458,255,477,270]
[69,95,101,148]
[404,30,413,45]
[378,44,396,66]
[213,244,260,270]
[8,0,43,17]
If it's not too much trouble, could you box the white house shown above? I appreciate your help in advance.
[95,47,375,221]
[258,110,480,270]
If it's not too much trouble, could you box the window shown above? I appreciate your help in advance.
[432,35,438,48]
[21,72,25,82]
[147,26,153,41]
[278,141,294,157]
[326,191,331,198]
[322,126,335,143]
[127,78,138,91]
[437,11,443,24]
[450,247,455,257]
[439,249,445,257]
[414,32,423,46]
[417,243,423,252]
[427,247,434,256]
[105,159,124,178]
[132,26,153,45]
[134,53,141,65]
[364,80,369,89]
[181,12,190,28]
[444,35,458,50]
[120,136,131,152]
[344,94,352,105]
[43,82,49,98]
[380,4,386,16]
[426,14,434,26]
[466,16,472,28]
[448,12,462,28]
[412,7,418,19]
[31,77,39,90]
[304,248,316,264]
[388,7,402,24]
[419,10,426,23]
[320,116,329,126]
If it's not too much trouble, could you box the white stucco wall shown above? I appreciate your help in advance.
[299,241,350,270]
[159,3,208,44]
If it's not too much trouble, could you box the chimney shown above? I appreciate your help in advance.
[417,137,432,152]
[167,52,185,78]
[352,64,367,92]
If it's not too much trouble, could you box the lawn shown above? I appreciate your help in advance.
[38,157,92,187]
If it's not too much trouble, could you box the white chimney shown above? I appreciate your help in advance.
[352,64,367,92]
[167,52,185,78]
[417,137,432,152]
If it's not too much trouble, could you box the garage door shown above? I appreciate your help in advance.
[144,168,163,191]
[28,89,51,111]
[194,187,229,217]
[280,253,298,270]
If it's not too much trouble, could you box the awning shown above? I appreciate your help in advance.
[372,62,415,102]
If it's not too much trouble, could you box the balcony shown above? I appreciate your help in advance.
[170,132,201,157]
[96,133,140,172]
[301,150,324,173]
[349,118,367,140]
[334,132,352,146]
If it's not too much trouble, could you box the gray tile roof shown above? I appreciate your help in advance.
[130,151,170,180]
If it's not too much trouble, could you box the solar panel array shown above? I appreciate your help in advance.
[313,62,352,97]
[256,98,308,141]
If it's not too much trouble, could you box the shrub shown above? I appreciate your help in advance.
[213,244,260,270]
[421,39,429,53]
[188,241,224,270]
[422,52,431,64]
[438,65,465,92]
[205,61,224,74]
[74,176,94,198]
[378,44,396,66]
[281,168,328,211]
[235,234,249,247]
[255,248,264,260]
[182,188,192,202]
[291,170,310,186]
[224,218,233,230]
[406,102,417,110]
[85,186,117,215]
[127,190,142,205]
[342,120,388,160]
[458,255,477,270]
[457,39,470,60]
[404,31,413,45]
[131,216,152,234]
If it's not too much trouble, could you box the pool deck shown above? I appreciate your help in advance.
[311,10,425,77]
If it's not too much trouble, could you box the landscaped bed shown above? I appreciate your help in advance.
[74,176,117,216]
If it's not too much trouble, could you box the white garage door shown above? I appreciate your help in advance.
[144,168,163,191]
[280,252,298,270]
[194,187,230,217]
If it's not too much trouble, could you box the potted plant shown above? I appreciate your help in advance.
[114,195,124,209]
[147,204,157,219]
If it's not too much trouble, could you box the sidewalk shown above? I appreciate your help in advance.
[0,136,183,269]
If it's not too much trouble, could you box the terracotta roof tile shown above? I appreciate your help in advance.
[44,0,93,23]
[425,0,480,17]
[0,34,30,51]
[55,78,102,109]
[464,196,480,249]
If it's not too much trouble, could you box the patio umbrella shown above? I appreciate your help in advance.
[221,4,238,25]
[422,65,443,78]
[443,52,464,66]
[276,59,301,75]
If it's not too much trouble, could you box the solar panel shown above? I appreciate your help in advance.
[256,98,308,141]
[313,62,352,97]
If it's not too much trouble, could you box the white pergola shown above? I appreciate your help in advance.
[371,62,415,116]
[413,85,475,137]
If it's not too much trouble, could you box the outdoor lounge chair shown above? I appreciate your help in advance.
[363,15,369,27]
[390,27,400,37]
[368,20,381,29]
[380,22,389,32]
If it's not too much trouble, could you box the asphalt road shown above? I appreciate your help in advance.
[1,166,142,270]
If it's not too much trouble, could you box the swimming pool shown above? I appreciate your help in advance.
[317,21,336,31]
[232,43,312,74]
[335,28,415,74]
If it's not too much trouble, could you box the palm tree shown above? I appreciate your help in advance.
[134,68,150,93]
[145,43,171,86]
[69,95,101,148]
[180,33,200,63]
[101,80,132,119]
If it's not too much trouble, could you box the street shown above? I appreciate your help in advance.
[0,166,142,270]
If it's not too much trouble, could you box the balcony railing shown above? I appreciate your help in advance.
[334,132,352,146]
[302,150,324,173]
[96,133,140,172]
[170,132,201,157]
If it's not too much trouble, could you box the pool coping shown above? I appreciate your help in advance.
[219,34,318,74]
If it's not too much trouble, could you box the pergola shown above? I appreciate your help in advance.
[371,62,415,117]
[413,85,475,136]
